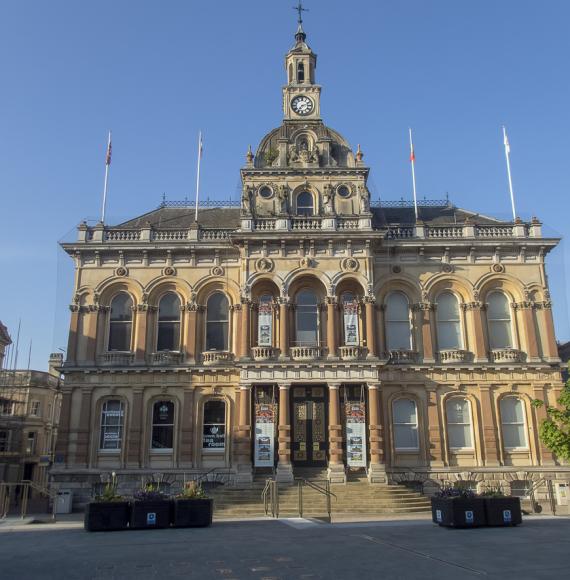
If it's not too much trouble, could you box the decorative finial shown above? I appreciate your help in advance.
[356,144,363,162]
[293,1,308,25]
[293,1,308,43]
[246,145,254,165]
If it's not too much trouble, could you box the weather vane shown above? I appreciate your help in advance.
[293,1,308,25]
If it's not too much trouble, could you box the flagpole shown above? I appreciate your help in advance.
[409,128,418,221]
[502,126,517,221]
[194,131,203,222]
[101,130,112,224]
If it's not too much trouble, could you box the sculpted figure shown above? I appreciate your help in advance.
[242,185,253,215]
[358,185,370,213]
[277,184,289,214]
[323,184,334,215]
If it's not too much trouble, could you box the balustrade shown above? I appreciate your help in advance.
[104,230,141,242]
[254,219,277,231]
[427,226,464,238]
[148,351,183,365]
[490,348,525,363]
[476,225,515,238]
[152,230,189,241]
[202,351,235,365]
[385,349,418,363]
[97,352,134,366]
[250,346,279,361]
[291,217,322,231]
[289,345,326,361]
[338,345,368,360]
[438,349,470,363]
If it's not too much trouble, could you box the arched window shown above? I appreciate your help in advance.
[446,398,473,449]
[487,292,513,349]
[202,400,226,451]
[385,292,412,350]
[157,293,181,351]
[297,61,305,82]
[296,191,314,216]
[500,397,527,449]
[257,294,273,347]
[341,292,359,346]
[151,400,175,450]
[206,293,229,351]
[99,400,125,451]
[436,292,462,350]
[392,398,419,450]
[108,293,133,351]
[296,290,319,346]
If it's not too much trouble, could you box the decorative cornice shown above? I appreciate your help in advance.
[512,301,533,310]
[461,301,486,311]
[413,302,435,312]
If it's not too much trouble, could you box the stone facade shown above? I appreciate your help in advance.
[53,22,568,506]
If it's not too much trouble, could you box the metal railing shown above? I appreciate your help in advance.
[262,479,279,518]
[296,478,336,522]
[0,480,57,520]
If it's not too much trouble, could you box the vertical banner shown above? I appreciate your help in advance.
[345,401,367,467]
[343,300,359,346]
[254,403,276,467]
[258,301,273,346]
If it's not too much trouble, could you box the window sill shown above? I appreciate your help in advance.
[97,449,121,455]
[202,448,226,454]
[504,448,529,453]
[150,448,173,454]
[449,448,475,454]
[394,448,420,453]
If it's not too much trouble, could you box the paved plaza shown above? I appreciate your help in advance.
[0,516,569,579]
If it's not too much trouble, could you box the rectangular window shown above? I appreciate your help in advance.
[500,398,528,449]
[393,399,419,450]
[151,401,175,450]
[26,432,37,455]
[0,430,10,452]
[99,400,125,451]
[1,399,14,415]
[446,398,473,449]
[30,401,41,416]
[203,400,226,451]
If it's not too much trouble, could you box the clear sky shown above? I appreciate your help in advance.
[0,0,568,370]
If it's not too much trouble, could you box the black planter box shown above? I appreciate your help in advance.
[484,497,522,526]
[129,500,171,529]
[172,498,213,528]
[84,501,130,532]
[431,497,486,528]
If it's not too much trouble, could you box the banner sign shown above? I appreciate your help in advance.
[343,301,359,346]
[258,301,273,346]
[345,402,367,467]
[254,403,276,467]
[202,425,225,450]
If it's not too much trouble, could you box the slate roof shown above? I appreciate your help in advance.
[115,203,505,230]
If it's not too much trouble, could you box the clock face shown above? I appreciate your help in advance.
[291,95,314,116]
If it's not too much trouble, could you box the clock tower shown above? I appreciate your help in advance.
[283,19,321,120]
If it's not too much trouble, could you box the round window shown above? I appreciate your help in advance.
[259,186,273,199]
[337,185,351,198]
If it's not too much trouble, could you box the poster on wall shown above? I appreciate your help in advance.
[343,301,359,346]
[202,425,226,450]
[258,301,273,346]
[345,402,367,467]
[254,403,276,467]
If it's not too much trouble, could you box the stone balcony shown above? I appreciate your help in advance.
[148,351,183,365]
[97,352,135,366]
[385,349,419,364]
[490,348,526,363]
[338,345,368,361]
[250,346,279,361]
[202,351,235,365]
[438,349,471,364]
[290,345,327,361]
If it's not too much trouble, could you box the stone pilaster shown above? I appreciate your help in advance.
[532,385,555,466]
[126,388,144,468]
[238,299,251,361]
[479,386,501,466]
[327,383,345,483]
[364,297,377,358]
[276,383,293,482]
[426,387,444,467]
[74,387,93,467]
[413,302,435,363]
[278,299,290,359]
[326,297,338,359]
[462,301,488,362]
[368,383,387,483]
[54,387,73,464]
[236,384,253,484]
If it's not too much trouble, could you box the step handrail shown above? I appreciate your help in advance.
[295,478,337,522]
[0,481,57,520]
[261,478,279,518]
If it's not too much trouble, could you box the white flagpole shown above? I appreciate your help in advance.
[409,128,418,221]
[101,130,112,223]
[502,126,517,221]
[194,131,203,222]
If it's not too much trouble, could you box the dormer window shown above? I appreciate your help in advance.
[297,62,305,83]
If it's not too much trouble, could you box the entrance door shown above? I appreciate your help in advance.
[291,386,328,466]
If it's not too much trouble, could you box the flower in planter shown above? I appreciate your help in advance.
[434,484,477,499]
[176,481,208,500]
[133,481,169,502]
[480,484,507,498]
[94,472,124,502]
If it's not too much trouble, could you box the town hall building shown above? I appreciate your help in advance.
[53,16,567,506]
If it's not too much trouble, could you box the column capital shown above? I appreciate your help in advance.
[367,382,382,390]
[328,383,341,390]
[239,384,253,391]
[278,383,291,391]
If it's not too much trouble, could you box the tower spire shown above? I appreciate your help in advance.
[293,1,308,43]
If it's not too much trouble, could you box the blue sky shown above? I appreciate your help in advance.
[0,0,568,370]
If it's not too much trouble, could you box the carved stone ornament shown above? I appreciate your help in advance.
[391,265,402,274]
[441,263,454,273]
[299,257,314,269]
[163,266,176,277]
[115,266,128,277]
[341,257,359,273]
[491,263,505,273]
[211,266,225,277]
[256,257,274,273]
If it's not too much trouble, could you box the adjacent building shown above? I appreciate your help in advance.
[0,321,11,370]
[53,19,567,504]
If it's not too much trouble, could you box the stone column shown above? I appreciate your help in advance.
[326,297,338,359]
[376,304,386,358]
[74,387,94,467]
[463,302,488,362]
[479,386,501,466]
[66,306,80,365]
[327,384,345,483]
[364,297,377,358]
[54,387,73,464]
[368,383,387,483]
[532,385,555,466]
[414,303,435,363]
[235,384,253,483]
[85,306,103,364]
[278,299,290,359]
[135,305,151,363]
[426,387,444,467]
[238,300,251,360]
[184,303,199,363]
[535,301,559,361]
[276,383,293,482]
[515,302,539,361]
[178,387,195,467]
[127,388,144,468]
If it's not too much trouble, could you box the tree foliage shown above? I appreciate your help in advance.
[532,375,570,461]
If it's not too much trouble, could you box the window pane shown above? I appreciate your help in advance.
[100,400,124,450]
[386,293,409,320]
[393,399,417,424]
[152,426,173,449]
[489,321,512,349]
[159,293,180,321]
[446,398,469,424]
[207,293,229,322]
[438,322,462,350]
[157,322,180,351]
[204,400,226,424]
[500,398,522,423]
[110,293,132,321]
[448,424,472,448]
[153,401,174,424]
[437,293,462,349]
[151,401,174,449]
[109,322,131,351]
[503,424,525,448]
[488,292,510,319]
[297,191,314,216]
[206,321,228,350]
[203,400,226,450]
[296,291,319,345]
[387,322,412,350]
[394,425,419,449]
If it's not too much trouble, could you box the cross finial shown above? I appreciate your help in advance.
[293,1,308,25]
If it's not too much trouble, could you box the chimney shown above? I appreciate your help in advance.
[48,352,63,378]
